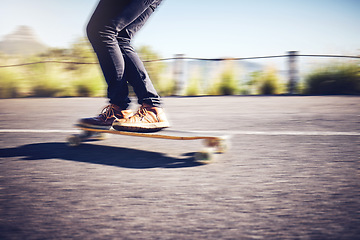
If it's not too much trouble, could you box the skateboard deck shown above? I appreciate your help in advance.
[67,124,230,163]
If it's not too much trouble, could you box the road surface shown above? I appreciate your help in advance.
[1,96,359,239]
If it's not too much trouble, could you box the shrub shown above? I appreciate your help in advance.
[26,62,64,97]
[0,68,19,98]
[72,69,106,97]
[254,69,284,95]
[218,68,239,95]
[206,65,239,95]
[304,63,360,95]
[185,76,201,96]
[31,77,63,97]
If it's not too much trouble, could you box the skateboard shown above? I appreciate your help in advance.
[67,124,230,163]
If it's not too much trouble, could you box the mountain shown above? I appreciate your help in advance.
[0,26,48,55]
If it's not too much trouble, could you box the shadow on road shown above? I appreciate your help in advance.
[0,142,201,169]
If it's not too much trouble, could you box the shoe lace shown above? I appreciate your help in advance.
[100,105,116,121]
[135,107,148,120]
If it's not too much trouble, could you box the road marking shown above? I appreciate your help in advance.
[226,130,360,136]
[0,129,359,136]
[0,129,78,133]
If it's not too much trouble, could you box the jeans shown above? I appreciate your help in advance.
[87,0,163,109]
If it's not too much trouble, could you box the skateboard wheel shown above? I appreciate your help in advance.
[80,131,106,141]
[204,139,218,147]
[80,131,93,138]
[92,132,106,141]
[215,139,229,153]
[204,138,229,153]
[67,134,81,147]
[194,148,214,164]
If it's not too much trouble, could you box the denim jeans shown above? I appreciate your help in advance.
[87,0,163,109]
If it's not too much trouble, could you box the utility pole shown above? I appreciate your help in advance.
[288,51,298,94]
[173,54,185,95]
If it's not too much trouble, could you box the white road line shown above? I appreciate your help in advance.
[0,129,359,136]
[225,130,360,136]
[0,129,78,133]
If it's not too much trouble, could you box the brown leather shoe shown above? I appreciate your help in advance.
[112,104,170,132]
[79,104,133,130]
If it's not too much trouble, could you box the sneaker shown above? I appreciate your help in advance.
[79,104,133,130]
[112,104,170,132]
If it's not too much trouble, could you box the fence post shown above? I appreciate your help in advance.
[173,54,185,95]
[287,51,298,94]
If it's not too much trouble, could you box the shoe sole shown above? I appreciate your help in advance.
[78,122,112,130]
[112,122,170,132]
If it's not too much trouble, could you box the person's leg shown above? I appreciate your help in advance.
[81,0,164,129]
[86,0,161,109]
[86,0,129,109]
[117,2,162,107]
[112,1,170,131]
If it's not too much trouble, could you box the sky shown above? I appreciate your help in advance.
[0,0,359,59]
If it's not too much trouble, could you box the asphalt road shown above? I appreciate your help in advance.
[0,96,359,239]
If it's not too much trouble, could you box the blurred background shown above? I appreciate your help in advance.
[0,0,359,98]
